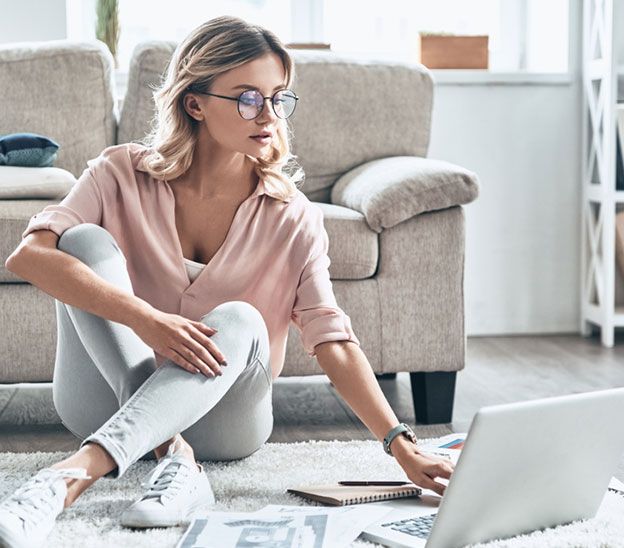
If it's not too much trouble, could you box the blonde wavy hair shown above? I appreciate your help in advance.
[139,15,304,202]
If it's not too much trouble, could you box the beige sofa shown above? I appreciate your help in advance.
[0,40,479,426]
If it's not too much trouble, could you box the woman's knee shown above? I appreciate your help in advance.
[199,301,270,365]
[189,414,273,462]
[200,300,258,321]
[57,223,125,265]
[200,300,266,333]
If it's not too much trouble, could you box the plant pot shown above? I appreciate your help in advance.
[286,43,331,50]
[419,34,489,69]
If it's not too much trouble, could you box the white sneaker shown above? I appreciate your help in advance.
[121,442,216,528]
[0,467,91,548]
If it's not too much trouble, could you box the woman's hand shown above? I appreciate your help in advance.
[129,307,227,377]
[392,439,455,496]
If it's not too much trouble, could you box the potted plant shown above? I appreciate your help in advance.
[96,0,120,69]
[418,31,489,69]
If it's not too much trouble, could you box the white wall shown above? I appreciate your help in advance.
[428,1,583,336]
[430,81,581,335]
[0,0,66,43]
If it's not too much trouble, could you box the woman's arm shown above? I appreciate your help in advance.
[315,339,454,495]
[5,229,152,328]
[6,229,224,376]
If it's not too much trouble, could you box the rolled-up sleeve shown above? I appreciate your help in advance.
[21,166,103,240]
[291,204,361,357]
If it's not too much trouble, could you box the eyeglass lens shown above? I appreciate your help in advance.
[238,89,297,120]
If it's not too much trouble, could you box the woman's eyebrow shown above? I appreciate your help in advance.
[231,83,287,91]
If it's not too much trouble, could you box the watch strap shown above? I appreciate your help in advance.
[383,423,414,456]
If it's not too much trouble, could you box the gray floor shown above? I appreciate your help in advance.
[2,333,624,478]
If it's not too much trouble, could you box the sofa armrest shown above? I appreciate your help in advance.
[330,156,480,233]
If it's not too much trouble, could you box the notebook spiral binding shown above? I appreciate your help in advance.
[345,487,420,505]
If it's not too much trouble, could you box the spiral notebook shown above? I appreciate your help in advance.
[286,483,422,506]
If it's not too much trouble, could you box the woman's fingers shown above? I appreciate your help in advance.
[429,461,453,479]
[412,472,446,496]
[193,321,219,337]
[418,474,447,496]
[408,457,455,496]
[189,323,227,365]
[153,318,227,378]
[178,334,223,376]
[162,347,203,375]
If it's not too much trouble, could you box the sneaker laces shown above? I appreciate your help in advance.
[140,440,196,503]
[1,468,91,527]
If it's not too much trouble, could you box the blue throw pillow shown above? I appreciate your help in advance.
[0,133,60,167]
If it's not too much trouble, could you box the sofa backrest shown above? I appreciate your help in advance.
[118,42,434,203]
[0,39,434,201]
[0,40,117,178]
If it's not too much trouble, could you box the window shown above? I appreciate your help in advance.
[115,0,291,74]
[67,0,570,77]
[321,0,569,72]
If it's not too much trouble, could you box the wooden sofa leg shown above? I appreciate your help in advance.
[375,372,397,380]
[409,371,456,424]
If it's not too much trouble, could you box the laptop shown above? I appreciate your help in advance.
[360,387,624,548]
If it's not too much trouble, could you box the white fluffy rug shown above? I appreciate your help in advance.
[1,438,624,548]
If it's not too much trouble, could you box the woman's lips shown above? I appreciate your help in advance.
[250,135,272,144]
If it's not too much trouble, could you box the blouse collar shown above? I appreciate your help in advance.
[136,151,290,202]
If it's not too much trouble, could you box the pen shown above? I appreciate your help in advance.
[338,481,413,486]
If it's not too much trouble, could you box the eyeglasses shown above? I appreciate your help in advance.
[190,87,299,120]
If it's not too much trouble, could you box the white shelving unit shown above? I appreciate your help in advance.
[580,0,623,347]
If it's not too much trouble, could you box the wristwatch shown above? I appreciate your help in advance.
[383,422,418,456]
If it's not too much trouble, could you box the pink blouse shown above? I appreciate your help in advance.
[21,143,360,379]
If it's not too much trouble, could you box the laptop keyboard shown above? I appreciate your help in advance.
[380,513,437,539]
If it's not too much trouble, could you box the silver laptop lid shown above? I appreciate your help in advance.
[426,387,624,548]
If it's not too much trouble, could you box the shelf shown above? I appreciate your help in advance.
[615,307,624,326]
[430,70,573,85]
[586,304,624,328]
[585,304,602,325]
[581,0,622,347]
[585,186,624,203]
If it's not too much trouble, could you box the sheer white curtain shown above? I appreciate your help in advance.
[322,0,569,72]
[66,0,570,74]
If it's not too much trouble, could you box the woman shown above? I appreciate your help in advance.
[0,15,454,547]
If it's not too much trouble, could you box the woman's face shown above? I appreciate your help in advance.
[184,52,288,158]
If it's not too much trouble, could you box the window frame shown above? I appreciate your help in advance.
[66,0,576,99]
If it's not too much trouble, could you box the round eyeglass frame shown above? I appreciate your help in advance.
[189,87,299,120]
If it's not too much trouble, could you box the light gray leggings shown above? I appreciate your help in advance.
[52,223,273,479]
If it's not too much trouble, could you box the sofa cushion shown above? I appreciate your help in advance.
[118,42,433,203]
[0,166,76,199]
[331,156,480,233]
[316,203,378,279]
[0,40,116,178]
[0,199,378,283]
[0,133,60,167]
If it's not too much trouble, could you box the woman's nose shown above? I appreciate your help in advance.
[256,97,279,123]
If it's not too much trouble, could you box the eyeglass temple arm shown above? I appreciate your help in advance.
[199,91,239,102]
[198,90,298,101]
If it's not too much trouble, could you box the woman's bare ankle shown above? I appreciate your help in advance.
[154,435,195,464]
[49,442,117,507]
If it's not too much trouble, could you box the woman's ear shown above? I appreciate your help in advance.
[183,93,204,122]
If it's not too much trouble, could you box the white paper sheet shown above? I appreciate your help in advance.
[176,510,327,548]
[416,432,467,466]
[176,505,394,548]
[253,504,394,547]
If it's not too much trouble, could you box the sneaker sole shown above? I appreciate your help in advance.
[0,522,41,548]
[120,497,216,529]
